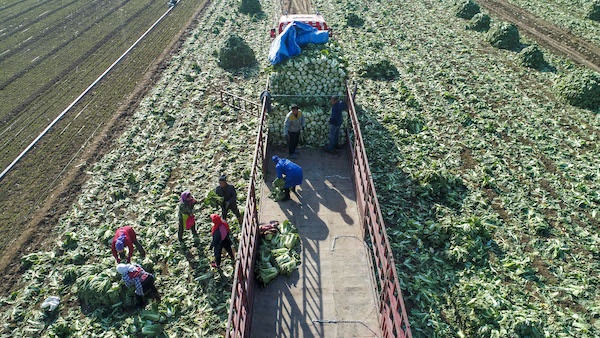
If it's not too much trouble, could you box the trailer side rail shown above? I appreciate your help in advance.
[345,84,412,338]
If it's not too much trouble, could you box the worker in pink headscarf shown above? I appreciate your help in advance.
[178,191,198,242]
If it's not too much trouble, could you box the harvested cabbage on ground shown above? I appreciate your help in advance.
[256,220,301,285]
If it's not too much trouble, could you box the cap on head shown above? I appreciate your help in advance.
[271,155,280,163]
[290,103,299,110]
[218,175,227,182]
[331,95,339,101]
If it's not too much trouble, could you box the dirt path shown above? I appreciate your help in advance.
[478,0,600,73]
[0,1,211,296]
[280,0,312,14]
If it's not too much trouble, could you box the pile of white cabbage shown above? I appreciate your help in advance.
[268,43,347,97]
[267,103,348,147]
[266,43,349,147]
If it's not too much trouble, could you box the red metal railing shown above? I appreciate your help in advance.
[225,84,269,338]
[345,84,412,338]
[225,82,411,337]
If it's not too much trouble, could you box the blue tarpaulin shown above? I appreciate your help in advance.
[268,21,329,65]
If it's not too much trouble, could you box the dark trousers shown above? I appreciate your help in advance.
[213,232,235,267]
[288,131,300,155]
[221,202,241,223]
[178,216,198,241]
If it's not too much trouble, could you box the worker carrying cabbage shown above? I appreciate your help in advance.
[116,263,160,305]
[178,191,198,242]
[326,95,347,153]
[209,214,236,268]
[283,103,306,159]
[111,226,146,264]
[215,175,242,224]
[272,155,303,201]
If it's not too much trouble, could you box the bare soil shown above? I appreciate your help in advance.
[478,0,600,73]
[280,0,312,14]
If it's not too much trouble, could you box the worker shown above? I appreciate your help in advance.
[209,214,236,268]
[283,103,306,159]
[178,191,198,242]
[215,175,242,224]
[326,95,347,153]
[111,226,146,264]
[116,263,160,305]
[272,155,303,201]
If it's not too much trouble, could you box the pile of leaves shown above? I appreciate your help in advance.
[554,69,600,109]
[455,0,480,20]
[587,0,600,22]
[517,44,547,70]
[346,13,365,27]
[256,220,301,285]
[466,12,491,32]
[217,35,257,70]
[358,59,399,81]
[487,22,520,50]
[239,0,262,16]
[269,177,286,201]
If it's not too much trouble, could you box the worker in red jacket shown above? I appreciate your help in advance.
[111,226,146,263]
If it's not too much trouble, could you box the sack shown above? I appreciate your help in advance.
[185,214,195,230]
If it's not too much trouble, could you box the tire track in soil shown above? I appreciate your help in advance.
[478,0,600,73]
[0,0,212,295]
[280,0,312,14]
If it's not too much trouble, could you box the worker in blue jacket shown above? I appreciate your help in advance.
[272,155,303,201]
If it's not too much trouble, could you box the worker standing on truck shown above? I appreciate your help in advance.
[272,155,303,201]
[111,226,146,264]
[178,191,198,242]
[209,214,236,268]
[326,95,347,153]
[215,175,242,224]
[283,103,305,159]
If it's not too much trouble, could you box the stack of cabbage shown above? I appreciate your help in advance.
[268,43,347,97]
[267,43,348,147]
[268,104,348,147]
[256,220,301,285]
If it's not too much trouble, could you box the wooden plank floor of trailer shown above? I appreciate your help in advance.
[250,146,381,338]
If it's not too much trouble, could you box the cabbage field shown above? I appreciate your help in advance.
[313,0,599,336]
[1,0,600,337]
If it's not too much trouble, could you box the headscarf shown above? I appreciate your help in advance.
[180,191,196,203]
[115,235,126,251]
[210,214,230,240]
[116,263,131,275]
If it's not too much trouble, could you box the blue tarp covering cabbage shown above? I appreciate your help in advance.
[268,21,329,65]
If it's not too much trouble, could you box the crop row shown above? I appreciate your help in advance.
[505,0,600,46]
[0,0,212,252]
